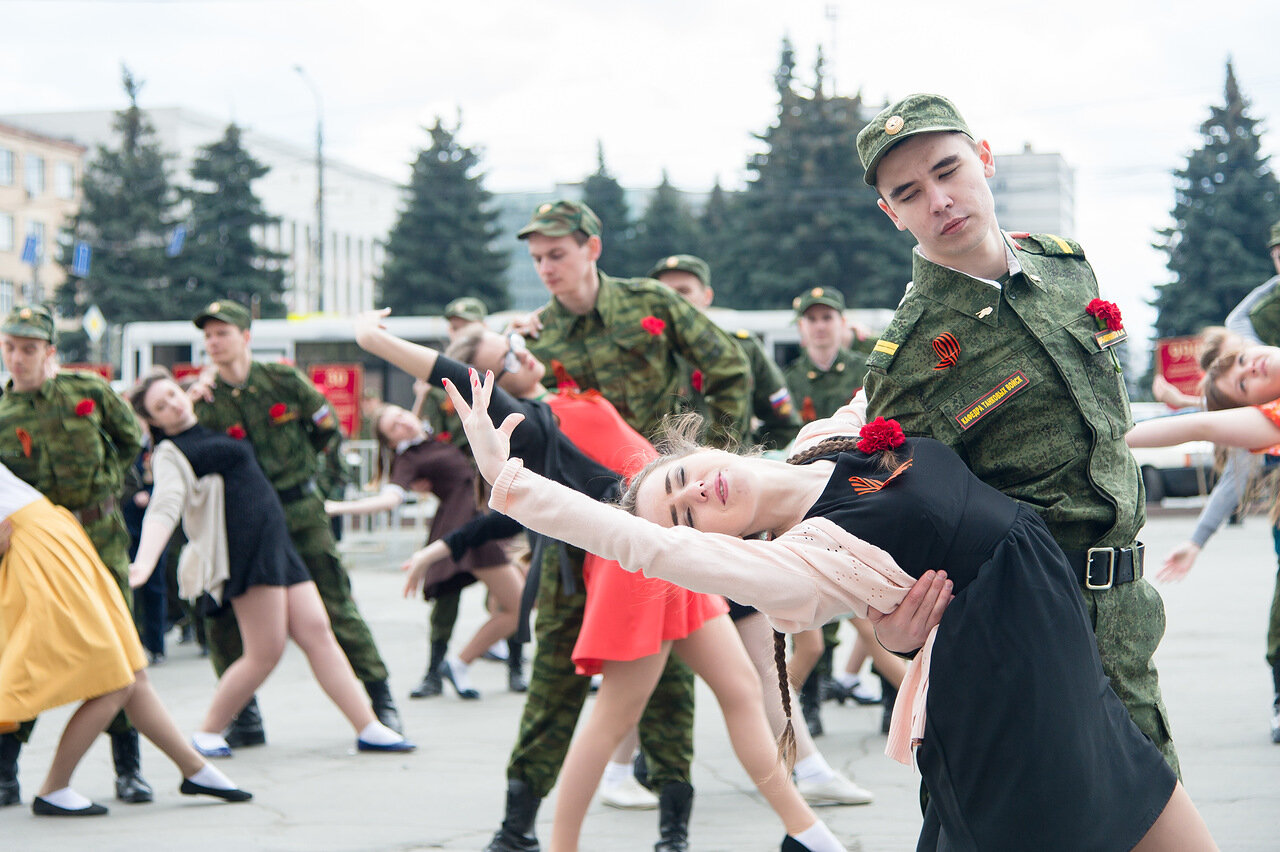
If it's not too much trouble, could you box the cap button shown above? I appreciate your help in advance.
[885,115,905,135]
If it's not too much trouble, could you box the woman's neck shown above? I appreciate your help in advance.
[757,457,835,537]
[165,413,199,435]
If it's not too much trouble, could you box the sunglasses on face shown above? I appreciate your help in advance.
[495,333,527,381]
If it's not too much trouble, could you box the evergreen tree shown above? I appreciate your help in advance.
[58,66,176,352]
[631,170,703,268]
[377,117,508,315]
[714,41,913,310]
[171,124,288,319]
[1152,61,1280,338]
[697,177,734,265]
[581,143,641,275]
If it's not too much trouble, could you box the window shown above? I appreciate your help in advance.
[54,162,75,199]
[0,281,12,315]
[26,221,45,262]
[0,213,12,252]
[0,149,13,185]
[24,155,44,196]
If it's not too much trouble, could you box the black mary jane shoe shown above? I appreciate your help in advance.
[32,796,108,816]
[179,779,253,802]
[781,836,813,851]
[440,660,481,700]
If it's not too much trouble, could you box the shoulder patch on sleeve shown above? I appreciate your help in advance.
[1019,233,1086,258]
[735,329,751,339]
[866,299,925,372]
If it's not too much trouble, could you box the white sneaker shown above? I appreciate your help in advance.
[599,774,659,810]
[797,771,875,806]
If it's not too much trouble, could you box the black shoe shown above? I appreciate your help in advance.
[110,729,153,804]
[483,778,542,852]
[819,674,848,705]
[224,696,267,749]
[32,796,108,816]
[0,733,20,807]
[364,679,404,733]
[440,660,481,700]
[507,638,528,693]
[781,836,810,851]
[653,781,693,852]
[410,641,448,699]
[179,779,253,802]
[633,750,650,791]
[800,671,823,738]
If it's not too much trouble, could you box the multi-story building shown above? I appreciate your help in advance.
[0,122,86,314]
[990,146,1076,236]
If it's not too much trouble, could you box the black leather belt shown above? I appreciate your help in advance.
[74,495,118,525]
[276,479,318,504]
[1064,543,1144,590]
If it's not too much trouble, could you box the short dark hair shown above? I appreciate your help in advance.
[129,367,176,422]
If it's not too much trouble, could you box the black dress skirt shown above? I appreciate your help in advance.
[166,424,309,601]
[800,438,1176,852]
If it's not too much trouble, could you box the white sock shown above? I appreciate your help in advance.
[833,672,860,690]
[486,640,509,661]
[359,721,404,745]
[792,819,846,852]
[602,760,632,787]
[192,731,230,752]
[187,762,236,790]
[447,656,475,691]
[794,753,835,785]
[41,787,93,809]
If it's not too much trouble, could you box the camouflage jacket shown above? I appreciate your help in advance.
[678,330,800,449]
[194,361,340,493]
[0,370,142,511]
[1247,274,1280,346]
[862,235,1142,551]
[419,386,468,450]
[528,272,751,444]
[784,348,868,423]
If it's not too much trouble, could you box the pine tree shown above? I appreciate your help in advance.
[697,177,734,264]
[581,143,641,275]
[377,117,508,315]
[631,170,703,269]
[714,41,913,310]
[58,66,176,353]
[1152,61,1280,338]
[171,124,287,319]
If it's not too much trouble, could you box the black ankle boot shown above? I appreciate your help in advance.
[411,641,448,699]
[653,781,693,852]
[364,680,403,734]
[800,671,823,738]
[110,729,153,803]
[880,678,899,735]
[507,638,527,693]
[0,733,21,807]
[483,778,541,852]
[223,696,267,748]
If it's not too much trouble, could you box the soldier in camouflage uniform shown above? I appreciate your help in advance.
[483,201,751,852]
[188,300,402,742]
[0,305,150,807]
[647,253,800,450]
[853,95,1178,793]
[784,287,868,425]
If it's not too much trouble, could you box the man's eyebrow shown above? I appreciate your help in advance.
[887,177,916,201]
[887,154,964,201]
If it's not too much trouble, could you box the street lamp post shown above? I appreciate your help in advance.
[294,65,325,313]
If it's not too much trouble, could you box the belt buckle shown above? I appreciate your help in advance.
[1085,547,1115,590]
[1131,542,1145,580]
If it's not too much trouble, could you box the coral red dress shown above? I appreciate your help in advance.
[548,391,727,675]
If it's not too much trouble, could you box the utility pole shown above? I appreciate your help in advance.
[294,65,325,312]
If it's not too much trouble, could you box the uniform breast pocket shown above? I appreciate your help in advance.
[1062,316,1134,439]
[937,356,1088,491]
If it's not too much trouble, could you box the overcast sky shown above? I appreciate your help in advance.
[4,0,1280,353]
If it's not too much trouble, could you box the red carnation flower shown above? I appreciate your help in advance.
[641,316,666,336]
[1086,298,1123,331]
[227,424,246,440]
[690,370,704,392]
[436,431,452,443]
[856,416,905,453]
[270,403,287,419]
[74,399,95,417]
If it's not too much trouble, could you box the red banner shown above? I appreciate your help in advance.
[170,363,204,382]
[1155,336,1204,398]
[62,362,113,380]
[308,363,363,438]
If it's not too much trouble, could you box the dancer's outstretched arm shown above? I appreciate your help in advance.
[1126,406,1280,451]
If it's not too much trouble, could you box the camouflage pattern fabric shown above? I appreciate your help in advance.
[1248,276,1280,347]
[857,93,974,186]
[676,331,800,450]
[420,385,469,449]
[783,348,868,424]
[864,234,1178,774]
[527,273,750,446]
[429,589,461,645]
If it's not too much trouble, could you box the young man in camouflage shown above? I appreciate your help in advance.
[0,305,148,807]
[853,95,1178,792]
[188,300,402,742]
[483,201,751,852]
[647,253,801,450]
[784,287,868,424]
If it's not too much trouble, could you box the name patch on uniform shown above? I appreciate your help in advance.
[1093,327,1127,350]
[955,371,1031,430]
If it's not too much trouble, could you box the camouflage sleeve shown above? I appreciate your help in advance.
[277,365,342,455]
[662,296,751,444]
[862,368,952,447]
[745,337,800,449]
[90,375,143,481]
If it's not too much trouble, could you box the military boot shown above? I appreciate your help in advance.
[223,696,266,748]
[410,641,447,699]
[483,778,541,852]
[111,729,154,803]
[880,677,899,736]
[653,781,693,852]
[507,637,528,694]
[799,670,823,738]
[364,680,403,734]
[0,733,21,807]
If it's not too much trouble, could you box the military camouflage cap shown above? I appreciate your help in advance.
[792,286,846,316]
[193,299,252,330]
[517,199,602,239]
[857,93,974,187]
[647,254,711,289]
[1270,218,1280,249]
[444,296,488,322]
[0,305,55,341]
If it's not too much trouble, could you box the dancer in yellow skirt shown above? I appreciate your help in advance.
[0,461,252,816]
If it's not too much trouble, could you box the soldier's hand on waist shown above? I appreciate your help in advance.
[867,569,953,655]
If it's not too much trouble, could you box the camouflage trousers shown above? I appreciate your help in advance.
[1265,526,1280,669]
[430,588,461,645]
[507,545,695,799]
[206,494,388,684]
[1082,577,1180,778]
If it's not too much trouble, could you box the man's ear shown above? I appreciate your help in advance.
[877,198,906,232]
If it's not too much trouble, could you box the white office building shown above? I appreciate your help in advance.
[990,146,1075,237]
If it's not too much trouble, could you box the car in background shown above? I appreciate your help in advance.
[1128,403,1218,503]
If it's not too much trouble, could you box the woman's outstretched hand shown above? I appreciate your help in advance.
[443,368,525,485]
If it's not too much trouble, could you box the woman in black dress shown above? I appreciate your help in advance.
[448,371,1216,852]
[128,370,413,755]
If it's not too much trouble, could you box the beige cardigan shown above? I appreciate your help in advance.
[147,441,231,606]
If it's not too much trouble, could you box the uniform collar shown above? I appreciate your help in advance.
[3,377,54,400]
[909,236,1031,327]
